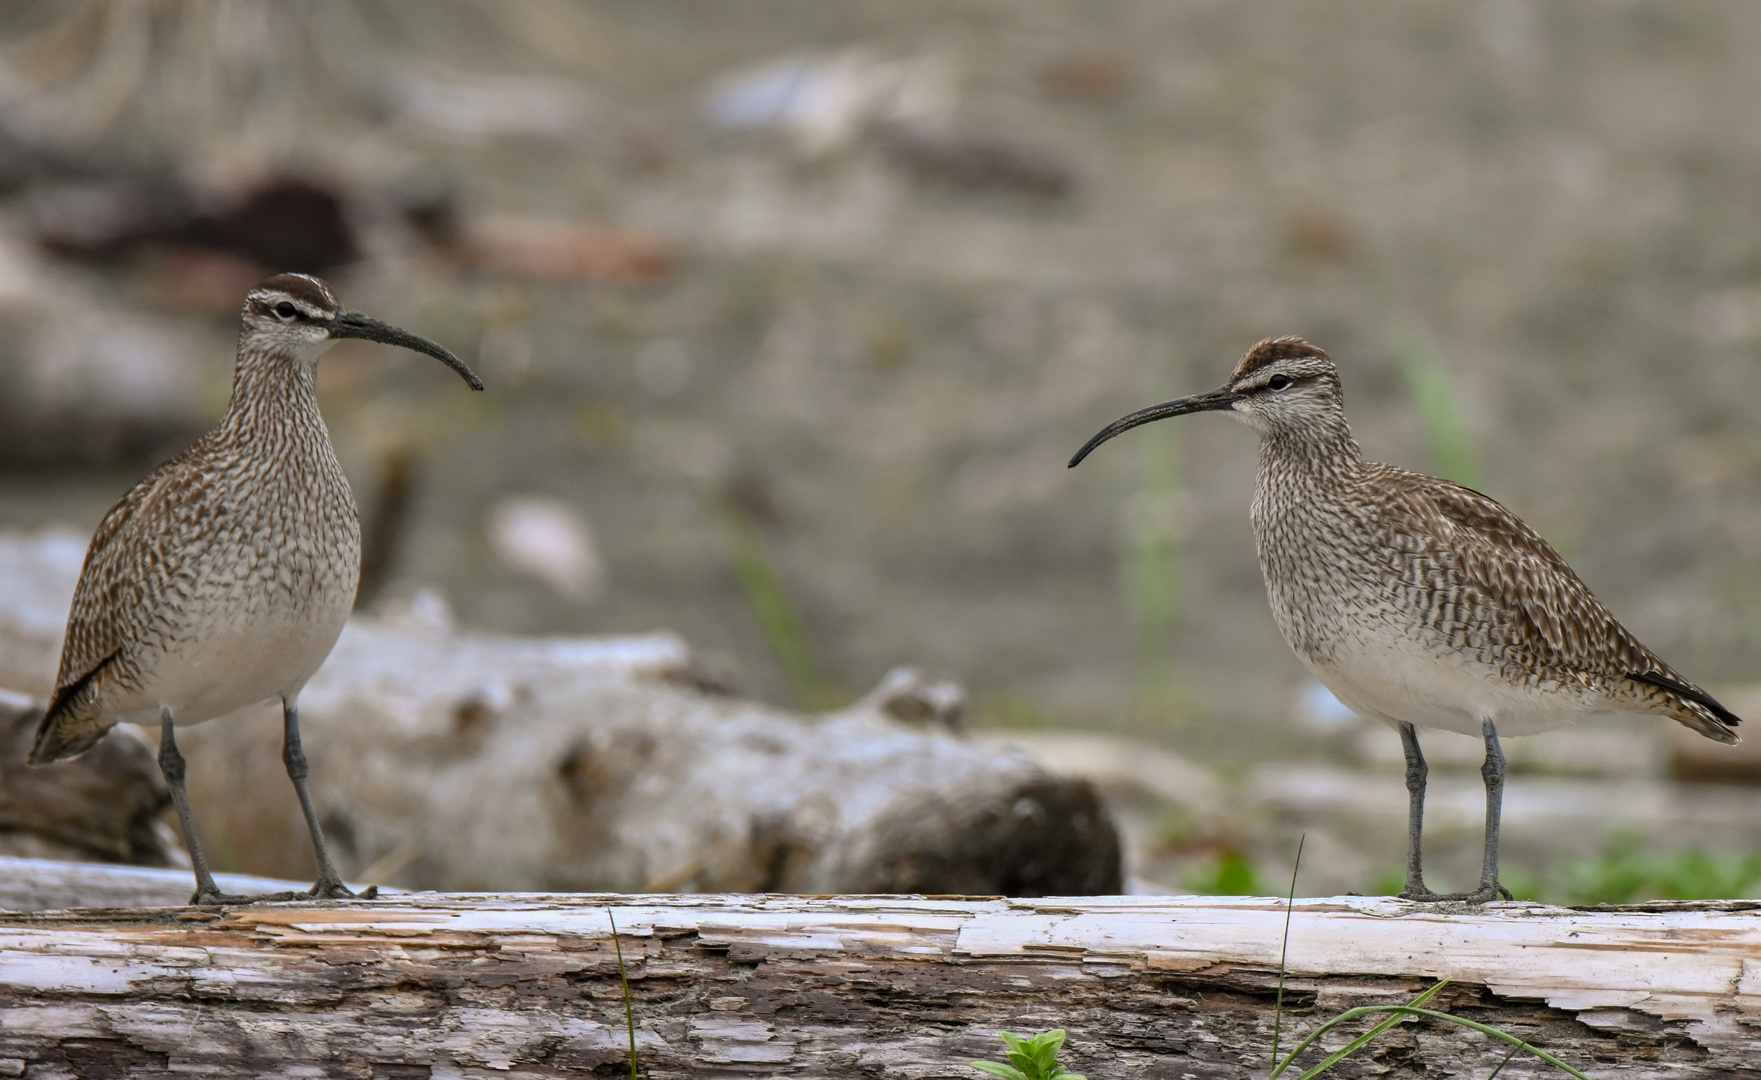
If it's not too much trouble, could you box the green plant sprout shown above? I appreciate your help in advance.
[970,1029,1087,1080]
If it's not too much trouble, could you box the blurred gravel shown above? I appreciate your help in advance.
[5,0,1761,768]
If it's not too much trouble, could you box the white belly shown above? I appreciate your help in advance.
[1303,626,1626,738]
[142,586,353,724]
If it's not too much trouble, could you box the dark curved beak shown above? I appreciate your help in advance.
[329,311,484,391]
[1068,385,1241,467]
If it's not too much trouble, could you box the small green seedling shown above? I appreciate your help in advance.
[970,1029,1088,1080]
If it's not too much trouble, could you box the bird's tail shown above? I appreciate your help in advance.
[1627,670,1741,746]
[27,669,117,765]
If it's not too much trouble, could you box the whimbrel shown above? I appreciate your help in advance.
[29,273,482,905]
[1070,337,1739,903]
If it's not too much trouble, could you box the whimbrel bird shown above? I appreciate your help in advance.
[1069,337,1739,903]
[29,273,482,904]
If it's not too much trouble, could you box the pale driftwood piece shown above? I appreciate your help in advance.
[1,891,1756,1078]
[0,856,309,911]
[0,533,1120,896]
[0,694,181,867]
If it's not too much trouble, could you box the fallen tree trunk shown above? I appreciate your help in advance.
[0,531,1120,896]
[1,885,1755,1078]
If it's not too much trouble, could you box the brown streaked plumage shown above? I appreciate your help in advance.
[1071,335,1737,904]
[29,272,482,905]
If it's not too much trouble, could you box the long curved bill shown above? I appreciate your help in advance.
[329,311,485,390]
[1067,385,1241,467]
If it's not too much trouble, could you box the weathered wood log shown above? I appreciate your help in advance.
[0,530,1121,896]
[2,886,1756,1078]
[0,695,180,868]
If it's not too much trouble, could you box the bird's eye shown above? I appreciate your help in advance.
[274,302,299,320]
[1267,375,1292,391]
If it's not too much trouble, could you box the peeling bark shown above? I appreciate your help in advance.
[2,884,1757,1078]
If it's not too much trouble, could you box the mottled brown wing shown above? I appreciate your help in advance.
[1395,470,1739,737]
[1406,473,1659,677]
[43,461,182,717]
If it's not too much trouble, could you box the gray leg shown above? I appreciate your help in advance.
[160,712,301,905]
[1469,719,1514,903]
[1396,722,1444,901]
[282,696,371,900]
[160,710,230,905]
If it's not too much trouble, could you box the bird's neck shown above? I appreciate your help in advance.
[1256,415,1364,497]
[217,349,329,451]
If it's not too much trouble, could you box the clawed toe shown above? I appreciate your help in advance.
[188,882,379,906]
[306,880,378,901]
[1398,883,1510,905]
[189,889,305,906]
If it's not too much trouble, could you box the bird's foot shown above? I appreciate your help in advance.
[188,888,305,906]
[1399,882,1513,905]
[1463,881,1515,904]
[306,879,379,901]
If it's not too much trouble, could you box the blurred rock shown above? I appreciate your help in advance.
[0,691,182,867]
[455,216,672,283]
[850,666,965,731]
[0,532,1122,896]
[0,244,215,463]
[30,175,359,277]
[1040,51,1133,102]
[385,66,595,145]
[401,189,672,283]
[487,495,605,601]
[706,49,955,156]
[974,730,1225,819]
[871,119,1077,198]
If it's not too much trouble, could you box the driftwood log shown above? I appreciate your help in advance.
[0,530,1120,896]
[1,874,1756,1078]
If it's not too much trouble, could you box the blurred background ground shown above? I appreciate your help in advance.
[5,0,1761,899]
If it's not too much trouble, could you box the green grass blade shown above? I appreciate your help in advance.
[608,910,639,1080]
[709,491,841,710]
[1485,1033,1530,1080]
[1390,321,1479,488]
[1274,1004,1589,1080]
[1270,834,1305,1070]
[1285,981,1449,1080]
[1398,1009,1588,1080]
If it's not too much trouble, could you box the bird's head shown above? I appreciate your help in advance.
[240,273,483,390]
[1068,336,1343,467]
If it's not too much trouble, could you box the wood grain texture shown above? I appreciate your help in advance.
[3,884,1757,1078]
